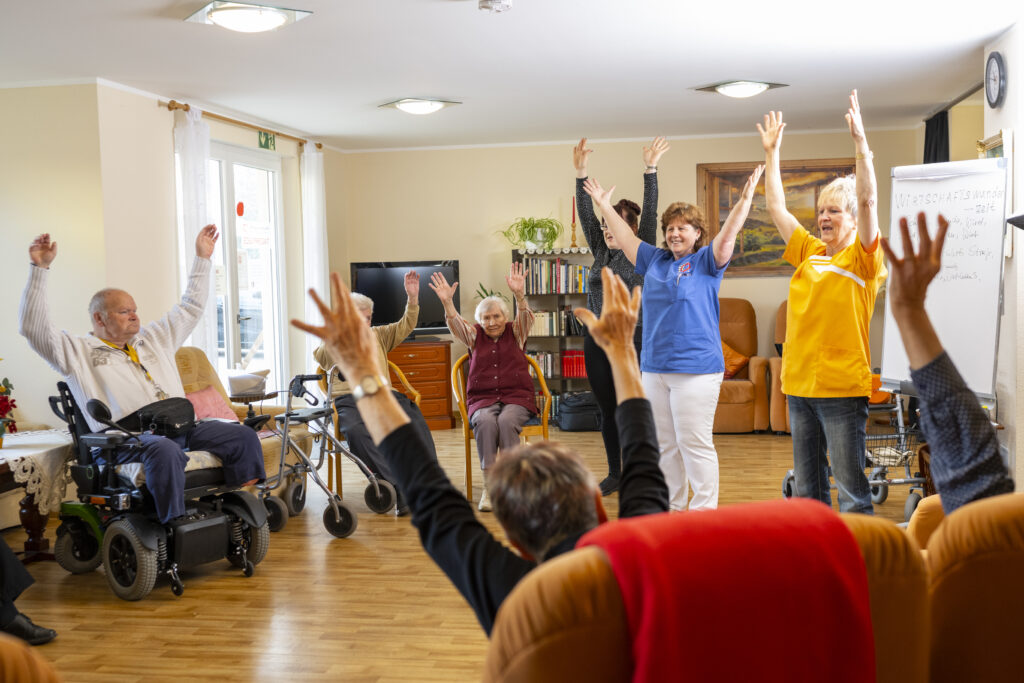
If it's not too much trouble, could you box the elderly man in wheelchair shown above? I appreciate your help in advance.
[20,228,268,600]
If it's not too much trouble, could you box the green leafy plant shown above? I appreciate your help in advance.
[474,283,508,302]
[500,216,563,251]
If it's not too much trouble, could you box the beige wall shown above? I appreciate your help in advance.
[327,127,921,365]
[0,84,107,428]
[949,99,985,162]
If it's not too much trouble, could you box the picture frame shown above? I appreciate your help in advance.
[697,158,855,277]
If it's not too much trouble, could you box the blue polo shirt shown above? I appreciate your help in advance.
[634,242,726,374]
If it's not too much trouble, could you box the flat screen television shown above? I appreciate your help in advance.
[350,260,460,337]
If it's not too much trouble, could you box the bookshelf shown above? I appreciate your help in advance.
[511,248,594,417]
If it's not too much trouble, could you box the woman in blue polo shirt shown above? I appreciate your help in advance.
[583,165,762,510]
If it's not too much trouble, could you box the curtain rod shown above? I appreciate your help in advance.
[924,83,983,120]
[161,100,322,149]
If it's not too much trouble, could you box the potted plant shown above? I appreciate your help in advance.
[500,217,563,251]
[0,363,16,447]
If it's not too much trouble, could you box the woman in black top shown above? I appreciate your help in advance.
[574,136,666,494]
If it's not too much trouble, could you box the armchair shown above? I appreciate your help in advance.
[714,298,770,433]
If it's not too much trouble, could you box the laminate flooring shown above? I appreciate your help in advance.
[6,427,916,681]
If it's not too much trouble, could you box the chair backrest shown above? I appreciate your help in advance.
[175,346,231,403]
[926,492,1024,683]
[451,353,470,430]
[486,512,928,683]
[522,355,551,423]
[48,381,92,465]
[719,297,757,380]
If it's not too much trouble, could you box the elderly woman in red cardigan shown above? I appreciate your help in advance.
[429,263,536,512]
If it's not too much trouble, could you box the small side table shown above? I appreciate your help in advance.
[230,392,279,418]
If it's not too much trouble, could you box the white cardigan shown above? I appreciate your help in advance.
[19,258,212,432]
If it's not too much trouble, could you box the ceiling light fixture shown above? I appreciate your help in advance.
[185,2,311,34]
[379,99,461,115]
[695,81,788,98]
[479,0,512,13]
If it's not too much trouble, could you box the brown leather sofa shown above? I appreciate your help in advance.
[714,298,770,433]
[485,512,928,683]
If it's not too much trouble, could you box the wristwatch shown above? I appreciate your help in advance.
[352,374,387,401]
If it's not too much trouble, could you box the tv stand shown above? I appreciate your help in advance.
[388,340,455,430]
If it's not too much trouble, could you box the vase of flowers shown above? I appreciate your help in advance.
[0,362,16,448]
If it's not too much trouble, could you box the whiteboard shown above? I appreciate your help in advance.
[880,158,1008,399]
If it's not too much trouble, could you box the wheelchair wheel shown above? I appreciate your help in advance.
[284,479,306,517]
[54,523,102,574]
[364,480,397,514]
[870,469,889,505]
[781,470,797,499]
[322,499,358,538]
[264,495,288,532]
[904,491,923,523]
[229,521,270,569]
[102,519,158,601]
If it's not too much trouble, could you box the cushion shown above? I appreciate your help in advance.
[722,340,750,380]
[186,385,239,422]
[117,450,223,487]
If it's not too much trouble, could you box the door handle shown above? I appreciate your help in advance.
[237,314,252,323]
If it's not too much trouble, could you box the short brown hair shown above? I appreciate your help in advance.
[660,202,707,250]
[488,441,598,561]
[613,198,641,235]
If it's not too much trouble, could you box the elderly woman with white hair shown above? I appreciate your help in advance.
[429,263,536,511]
[757,90,887,514]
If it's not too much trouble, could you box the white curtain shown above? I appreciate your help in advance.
[301,143,329,365]
[173,107,218,361]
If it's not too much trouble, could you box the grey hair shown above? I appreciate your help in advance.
[88,288,122,319]
[349,292,374,313]
[818,175,858,218]
[474,296,510,324]
[488,441,599,561]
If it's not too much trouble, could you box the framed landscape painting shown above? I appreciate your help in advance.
[697,158,855,277]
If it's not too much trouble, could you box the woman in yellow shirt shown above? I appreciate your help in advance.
[757,91,887,514]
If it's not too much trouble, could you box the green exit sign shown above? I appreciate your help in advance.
[258,131,276,150]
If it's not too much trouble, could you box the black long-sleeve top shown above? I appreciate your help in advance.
[577,173,659,318]
[912,351,1014,513]
[376,397,668,635]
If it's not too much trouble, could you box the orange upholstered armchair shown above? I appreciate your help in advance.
[769,299,790,434]
[485,511,928,683]
[714,298,770,433]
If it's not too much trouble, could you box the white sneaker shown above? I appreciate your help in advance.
[478,488,492,512]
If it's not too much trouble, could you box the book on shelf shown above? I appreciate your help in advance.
[561,350,587,378]
[522,256,591,295]
[529,307,586,337]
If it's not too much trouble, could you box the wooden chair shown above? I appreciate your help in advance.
[451,353,552,501]
[318,361,421,497]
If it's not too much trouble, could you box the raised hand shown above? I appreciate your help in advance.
[573,138,593,175]
[29,234,58,268]
[845,89,867,145]
[506,262,526,297]
[756,111,786,154]
[195,224,219,259]
[428,271,458,303]
[582,177,616,209]
[573,268,640,353]
[880,212,949,313]
[643,136,670,168]
[740,165,765,200]
[292,273,380,382]
[404,270,420,300]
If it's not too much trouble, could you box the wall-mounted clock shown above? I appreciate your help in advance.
[986,51,1006,109]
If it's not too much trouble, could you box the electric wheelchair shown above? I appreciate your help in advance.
[48,381,270,601]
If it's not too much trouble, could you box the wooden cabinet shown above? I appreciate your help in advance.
[388,340,455,430]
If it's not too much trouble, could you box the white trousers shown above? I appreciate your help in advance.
[642,371,724,511]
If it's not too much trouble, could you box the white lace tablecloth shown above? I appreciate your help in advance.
[0,429,73,516]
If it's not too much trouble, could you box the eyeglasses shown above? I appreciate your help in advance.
[600,220,609,233]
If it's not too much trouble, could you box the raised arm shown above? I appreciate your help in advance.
[881,212,1013,513]
[428,271,476,348]
[638,137,668,244]
[756,112,802,243]
[19,233,72,375]
[583,178,642,264]
[375,270,421,351]
[846,90,880,248]
[573,138,605,253]
[146,224,218,347]
[712,165,764,268]
[506,262,534,346]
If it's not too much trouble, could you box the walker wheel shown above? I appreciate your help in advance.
[284,479,306,516]
[869,469,889,505]
[364,480,397,514]
[323,499,358,538]
[904,491,923,523]
[781,470,796,499]
[264,495,289,532]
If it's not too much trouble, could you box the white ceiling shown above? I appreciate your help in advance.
[0,1,1017,150]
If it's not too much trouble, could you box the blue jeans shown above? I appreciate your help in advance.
[787,395,873,514]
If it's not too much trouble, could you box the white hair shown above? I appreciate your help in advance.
[350,292,374,313]
[88,288,122,319]
[474,296,510,324]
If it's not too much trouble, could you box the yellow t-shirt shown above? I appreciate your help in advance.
[781,227,887,398]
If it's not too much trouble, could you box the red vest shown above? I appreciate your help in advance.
[466,322,538,417]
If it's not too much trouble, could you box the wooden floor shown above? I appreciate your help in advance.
[7,427,915,682]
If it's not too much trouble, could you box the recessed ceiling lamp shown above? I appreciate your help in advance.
[379,99,461,115]
[479,0,512,13]
[695,81,788,98]
[185,2,311,33]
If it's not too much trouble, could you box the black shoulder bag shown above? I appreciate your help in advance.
[117,397,196,438]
